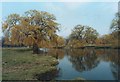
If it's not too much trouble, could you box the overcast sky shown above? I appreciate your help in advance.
[0,2,118,38]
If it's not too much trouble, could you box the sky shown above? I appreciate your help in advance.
[0,2,118,38]
[0,0,119,2]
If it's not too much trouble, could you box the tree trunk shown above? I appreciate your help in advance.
[33,43,39,54]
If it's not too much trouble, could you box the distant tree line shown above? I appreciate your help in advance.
[66,12,119,48]
[2,10,120,54]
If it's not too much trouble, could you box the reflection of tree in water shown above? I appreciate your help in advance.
[89,49,119,80]
[110,63,118,80]
[67,49,100,72]
[96,49,119,80]
[67,48,119,78]
[95,49,118,62]
[108,49,119,80]
[47,49,65,60]
[47,48,119,80]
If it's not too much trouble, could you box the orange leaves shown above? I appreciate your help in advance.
[20,20,29,28]
[56,36,65,47]
[2,10,61,48]
[68,39,85,48]
[2,22,8,31]
[37,40,49,48]
[23,35,35,46]
[4,37,11,45]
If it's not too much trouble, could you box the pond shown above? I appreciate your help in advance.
[47,48,119,80]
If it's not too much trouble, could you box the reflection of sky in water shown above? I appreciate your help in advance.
[55,49,119,80]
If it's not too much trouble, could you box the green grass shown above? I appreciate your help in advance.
[2,48,58,80]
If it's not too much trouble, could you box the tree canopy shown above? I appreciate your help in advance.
[2,10,119,50]
[110,13,120,32]
[2,10,60,53]
[68,25,99,48]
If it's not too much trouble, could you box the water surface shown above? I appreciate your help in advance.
[47,49,119,80]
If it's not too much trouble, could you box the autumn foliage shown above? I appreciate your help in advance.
[2,10,119,52]
[2,10,60,53]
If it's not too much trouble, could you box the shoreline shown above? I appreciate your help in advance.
[2,48,59,80]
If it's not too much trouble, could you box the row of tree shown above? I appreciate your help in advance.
[2,10,119,53]
[66,13,119,48]
[96,13,119,48]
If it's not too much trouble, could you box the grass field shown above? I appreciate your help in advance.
[2,48,58,80]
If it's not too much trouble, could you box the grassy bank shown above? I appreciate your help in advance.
[2,48,58,80]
